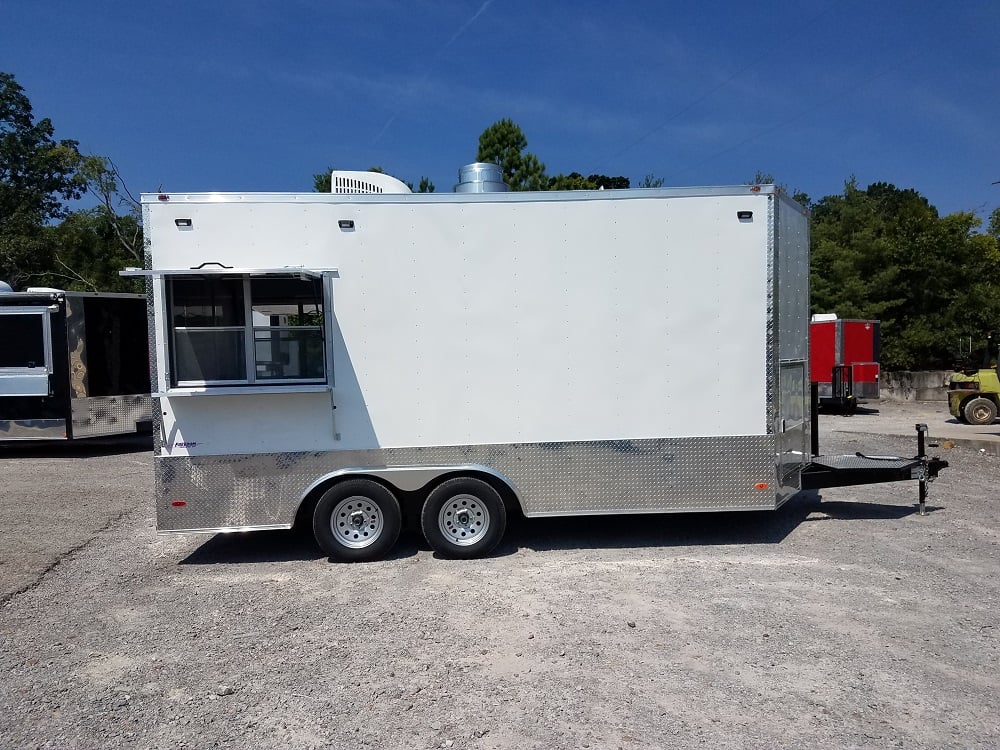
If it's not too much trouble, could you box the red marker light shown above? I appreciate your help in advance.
[171,500,187,507]
[754,482,769,491]
[158,194,169,201]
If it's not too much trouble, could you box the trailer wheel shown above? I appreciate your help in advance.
[313,479,402,562]
[963,397,998,426]
[421,477,507,559]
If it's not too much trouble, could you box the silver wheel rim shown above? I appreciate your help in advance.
[972,404,992,422]
[437,493,491,546]
[331,495,384,549]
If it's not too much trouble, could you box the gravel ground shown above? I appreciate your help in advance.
[0,409,998,749]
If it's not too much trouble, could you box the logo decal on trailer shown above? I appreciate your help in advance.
[174,441,199,448]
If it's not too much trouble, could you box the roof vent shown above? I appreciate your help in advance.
[454,162,509,193]
[329,171,412,194]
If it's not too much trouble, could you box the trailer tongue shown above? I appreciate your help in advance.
[802,424,948,516]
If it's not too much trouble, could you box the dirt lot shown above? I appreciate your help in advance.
[0,406,998,749]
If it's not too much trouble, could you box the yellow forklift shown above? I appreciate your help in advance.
[948,333,999,425]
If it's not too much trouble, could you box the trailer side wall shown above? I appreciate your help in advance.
[153,192,773,455]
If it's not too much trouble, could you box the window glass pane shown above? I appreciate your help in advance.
[171,278,245,327]
[254,329,325,380]
[174,329,246,382]
[0,314,46,368]
[250,278,323,328]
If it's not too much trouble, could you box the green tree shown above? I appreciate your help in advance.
[476,119,547,191]
[40,207,143,292]
[77,155,142,263]
[547,172,596,190]
[36,155,144,293]
[545,173,629,191]
[312,167,333,193]
[748,170,776,185]
[588,174,629,190]
[988,206,1000,240]
[0,71,84,288]
[810,180,1000,369]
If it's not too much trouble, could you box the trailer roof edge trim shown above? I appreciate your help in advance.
[0,290,145,300]
[140,184,784,205]
[120,267,337,278]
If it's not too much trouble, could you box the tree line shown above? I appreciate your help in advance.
[1,72,142,293]
[2,72,997,370]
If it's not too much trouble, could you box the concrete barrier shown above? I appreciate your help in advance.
[880,370,952,402]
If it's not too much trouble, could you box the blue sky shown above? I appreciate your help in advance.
[3,0,998,219]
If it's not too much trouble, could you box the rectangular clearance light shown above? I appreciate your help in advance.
[175,218,193,228]
[338,219,355,230]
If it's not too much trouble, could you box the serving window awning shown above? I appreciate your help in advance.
[120,266,337,279]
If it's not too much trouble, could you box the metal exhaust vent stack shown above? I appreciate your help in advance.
[454,162,509,193]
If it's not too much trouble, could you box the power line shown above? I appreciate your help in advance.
[598,2,841,169]
[664,44,924,182]
[372,1,494,145]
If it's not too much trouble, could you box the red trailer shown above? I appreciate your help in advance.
[810,314,880,412]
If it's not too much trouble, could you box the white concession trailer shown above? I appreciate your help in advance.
[128,172,944,561]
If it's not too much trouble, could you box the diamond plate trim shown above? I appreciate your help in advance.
[142,201,163,456]
[810,455,915,471]
[71,395,153,438]
[154,435,781,532]
[766,194,776,434]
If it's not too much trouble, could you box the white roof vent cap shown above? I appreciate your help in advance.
[329,171,412,194]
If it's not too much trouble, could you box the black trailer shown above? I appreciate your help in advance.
[0,288,151,441]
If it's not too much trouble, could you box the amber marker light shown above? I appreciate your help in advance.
[754,482,769,491]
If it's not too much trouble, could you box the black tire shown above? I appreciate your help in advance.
[963,397,998,426]
[420,477,507,559]
[312,479,402,562]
